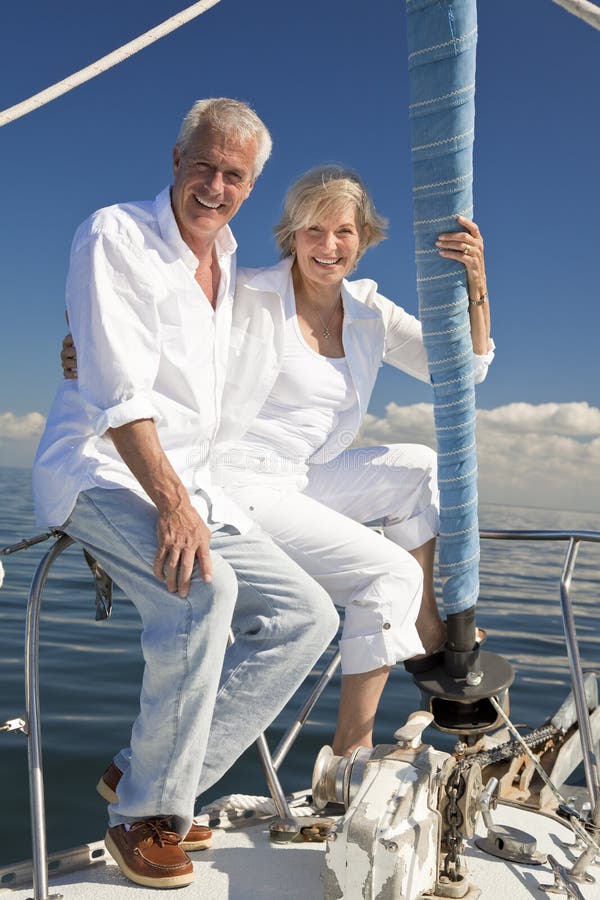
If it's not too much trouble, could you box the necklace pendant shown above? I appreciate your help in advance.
[323,327,331,339]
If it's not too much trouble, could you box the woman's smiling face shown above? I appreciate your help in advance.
[292,203,362,287]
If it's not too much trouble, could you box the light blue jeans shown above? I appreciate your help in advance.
[66,488,338,838]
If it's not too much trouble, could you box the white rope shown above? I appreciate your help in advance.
[204,793,278,815]
[552,0,600,30]
[0,0,223,128]
[0,560,4,589]
[199,792,317,821]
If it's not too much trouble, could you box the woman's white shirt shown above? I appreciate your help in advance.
[223,279,357,485]
[216,257,494,465]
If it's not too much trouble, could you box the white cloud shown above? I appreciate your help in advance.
[0,412,46,440]
[356,402,600,513]
[0,412,46,468]
[1,402,599,512]
[479,402,600,436]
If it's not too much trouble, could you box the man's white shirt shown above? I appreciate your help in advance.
[33,186,251,532]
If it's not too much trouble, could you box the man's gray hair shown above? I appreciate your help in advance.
[177,98,272,179]
[274,165,388,262]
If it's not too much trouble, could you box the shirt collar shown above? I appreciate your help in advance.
[154,185,238,272]
[239,256,295,293]
[340,278,381,323]
[239,256,379,322]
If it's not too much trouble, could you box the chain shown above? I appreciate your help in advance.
[440,714,600,881]
[442,764,466,880]
[440,721,559,879]
[465,723,557,770]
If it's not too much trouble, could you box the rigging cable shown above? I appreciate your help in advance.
[0,0,223,128]
[489,695,600,856]
[553,0,600,31]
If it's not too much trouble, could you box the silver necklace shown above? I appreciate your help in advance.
[307,298,341,340]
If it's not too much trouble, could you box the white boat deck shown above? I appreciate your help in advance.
[1,802,597,899]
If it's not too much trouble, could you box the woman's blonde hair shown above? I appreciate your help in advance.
[274,165,388,262]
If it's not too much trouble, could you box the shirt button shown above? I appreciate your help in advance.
[383,622,391,631]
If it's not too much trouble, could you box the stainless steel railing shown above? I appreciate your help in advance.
[12,534,337,895]
[5,528,600,896]
[480,530,600,807]
[24,533,74,900]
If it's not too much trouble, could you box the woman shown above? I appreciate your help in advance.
[62,165,493,757]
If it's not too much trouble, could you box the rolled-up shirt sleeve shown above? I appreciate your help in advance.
[380,293,494,385]
[381,297,431,382]
[472,339,495,384]
[66,227,162,435]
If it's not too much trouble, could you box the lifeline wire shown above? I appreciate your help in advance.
[489,695,600,855]
[0,0,223,128]
[489,696,566,807]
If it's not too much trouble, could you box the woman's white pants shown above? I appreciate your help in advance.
[223,444,439,675]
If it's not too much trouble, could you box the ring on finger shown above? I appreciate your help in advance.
[463,243,470,255]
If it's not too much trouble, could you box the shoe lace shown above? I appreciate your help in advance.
[130,818,181,848]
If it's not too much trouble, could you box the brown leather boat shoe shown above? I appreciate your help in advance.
[104,819,194,889]
[98,762,212,851]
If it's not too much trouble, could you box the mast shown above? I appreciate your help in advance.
[405,0,480,635]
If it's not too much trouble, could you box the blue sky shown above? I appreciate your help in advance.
[1,0,599,509]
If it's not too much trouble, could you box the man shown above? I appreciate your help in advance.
[33,98,338,890]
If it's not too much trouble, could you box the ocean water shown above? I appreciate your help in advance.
[0,465,598,867]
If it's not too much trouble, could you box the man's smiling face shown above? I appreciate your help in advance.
[171,122,257,252]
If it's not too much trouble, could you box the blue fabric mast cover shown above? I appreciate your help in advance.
[406,0,479,613]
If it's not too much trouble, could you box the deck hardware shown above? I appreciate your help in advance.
[540,854,588,897]
[257,729,301,841]
[557,803,593,833]
[268,820,303,842]
[456,763,482,839]
[322,714,464,899]
[0,716,28,735]
[0,530,59,557]
[11,527,600,897]
[0,841,108,893]
[394,709,435,748]
[489,695,568,810]
[432,872,473,898]
[311,744,372,810]
[380,838,399,852]
[442,763,469,882]
[297,820,333,843]
[569,798,600,882]
[475,777,546,865]
[559,539,600,807]
[261,818,334,843]
[556,804,592,851]
[481,529,600,806]
[411,650,515,736]
[25,894,63,899]
[82,550,113,620]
